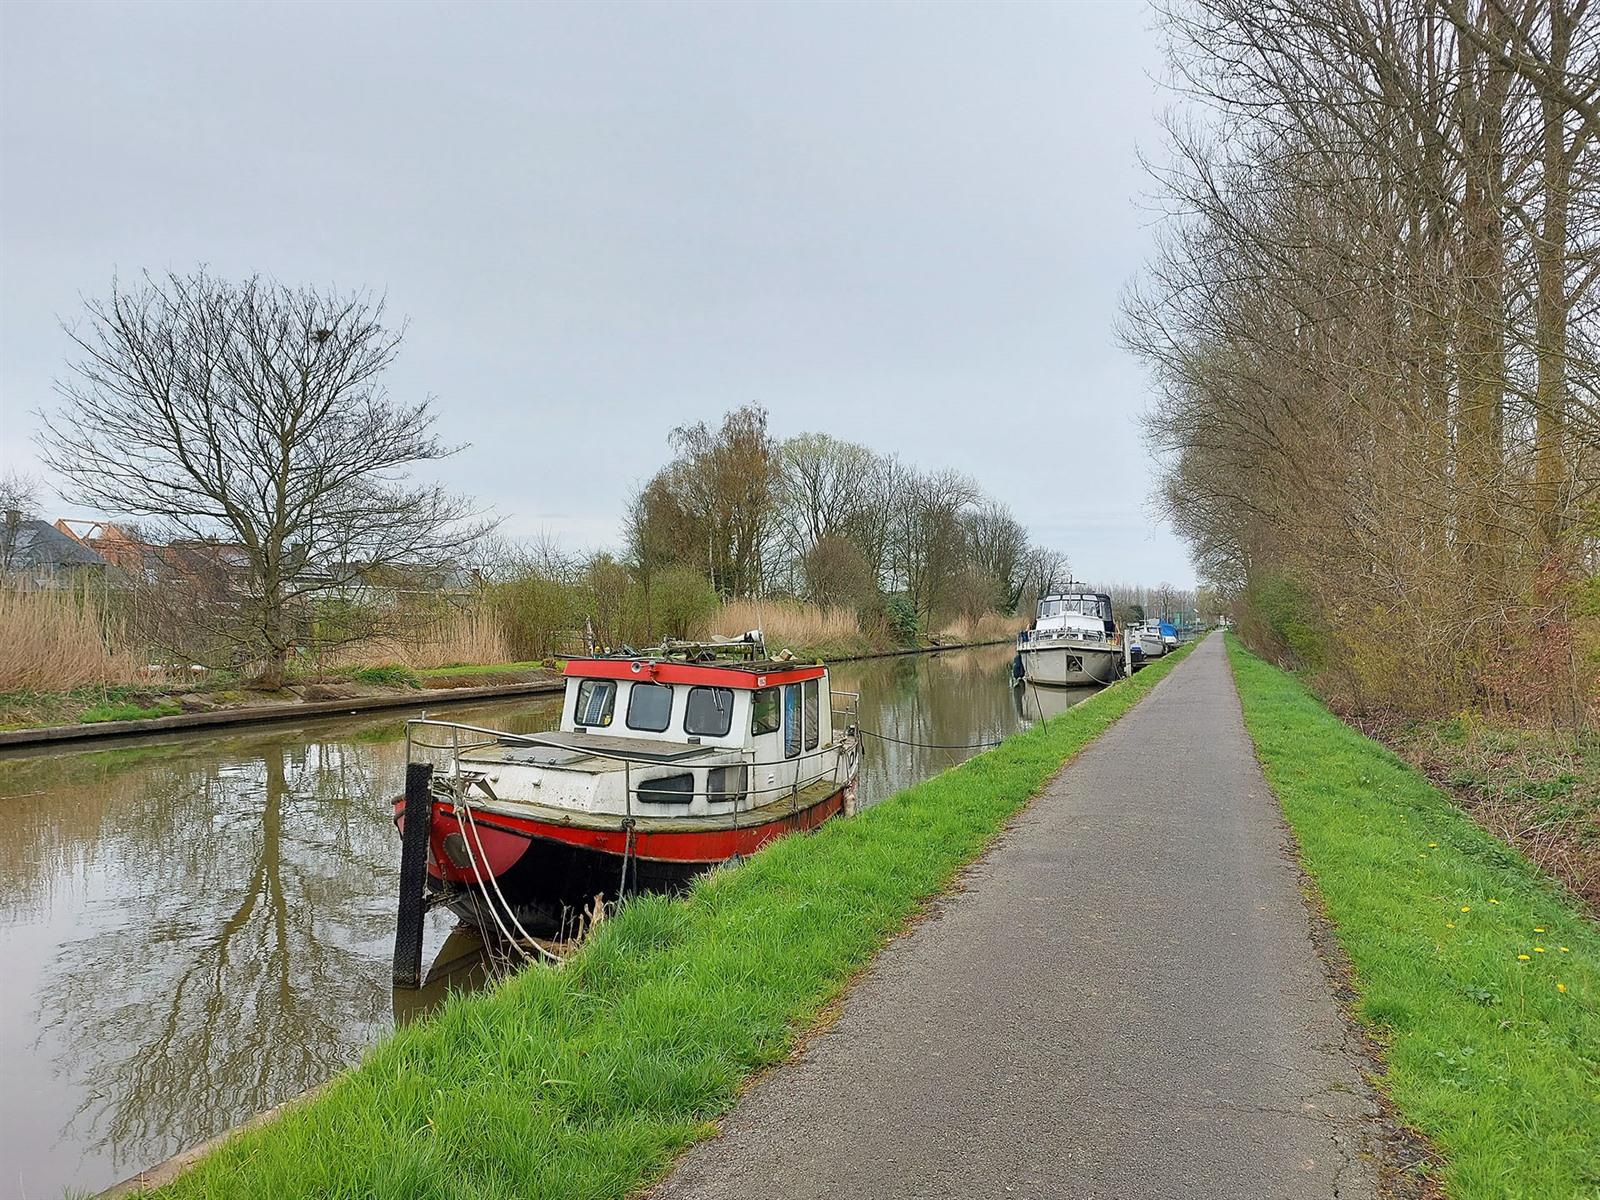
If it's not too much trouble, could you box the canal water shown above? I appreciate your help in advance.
[0,644,1093,1198]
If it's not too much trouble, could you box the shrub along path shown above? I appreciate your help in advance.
[652,634,1378,1200]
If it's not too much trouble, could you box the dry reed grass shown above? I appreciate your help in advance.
[314,600,511,672]
[936,612,1021,644]
[714,598,863,652]
[0,583,142,691]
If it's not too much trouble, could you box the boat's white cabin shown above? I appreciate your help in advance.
[454,658,848,820]
[1031,591,1117,644]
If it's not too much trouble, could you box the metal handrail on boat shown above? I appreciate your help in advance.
[402,716,861,808]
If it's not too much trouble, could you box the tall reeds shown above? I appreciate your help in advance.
[0,582,142,692]
[714,598,865,653]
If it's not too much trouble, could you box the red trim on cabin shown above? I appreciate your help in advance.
[562,657,825,689]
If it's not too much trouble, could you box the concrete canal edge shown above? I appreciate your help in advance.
[0,640,1017,751]
[93,641,1195,1200]
[0,679,566,749]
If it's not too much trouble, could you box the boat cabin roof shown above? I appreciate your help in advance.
[563,656,826,690]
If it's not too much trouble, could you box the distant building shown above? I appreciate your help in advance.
[54,519,152,573]
[1,512,108,586]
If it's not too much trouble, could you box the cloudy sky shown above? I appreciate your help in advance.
[0,0,1191,585]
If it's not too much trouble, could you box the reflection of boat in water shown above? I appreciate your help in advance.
[391,926,495,1025]
[1011,679,1101,723]
[395,638,861,937]
[1016,589,1123,686]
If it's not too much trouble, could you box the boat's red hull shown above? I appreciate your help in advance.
[393,789,846,934]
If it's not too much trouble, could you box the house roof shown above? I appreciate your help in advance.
[2,519,108,570]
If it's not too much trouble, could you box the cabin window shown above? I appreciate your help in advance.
[783,685,802,759]
[636,772,693,803]
[626,682,674,732]
[751,687,780,736]
[708,764,748,805]
[573,679,615,727]
[684,686,734,737]
[803,678,819,751]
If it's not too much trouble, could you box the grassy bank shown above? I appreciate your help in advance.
[1226,638,1599,1200]
[144,645,1194,1199]
[1356,712,1599,913]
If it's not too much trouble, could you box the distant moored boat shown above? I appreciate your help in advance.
[1016,589,1123,687]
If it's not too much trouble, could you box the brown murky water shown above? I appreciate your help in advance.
[0,645,1091,1198]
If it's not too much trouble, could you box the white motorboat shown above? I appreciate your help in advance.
[1016,589,1123,686]
[1134,620,1167,658]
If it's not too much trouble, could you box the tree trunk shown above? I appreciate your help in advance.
[1533,0,1574,550]
[1454,0,1511,624]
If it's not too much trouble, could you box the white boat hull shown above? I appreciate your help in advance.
[1019,642,1121,687]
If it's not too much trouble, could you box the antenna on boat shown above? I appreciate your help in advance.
[754,542,767,657]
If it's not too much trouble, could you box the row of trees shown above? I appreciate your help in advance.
[23,272,1087,676]
[1127,0,1599,721]
[625,405,1074,632]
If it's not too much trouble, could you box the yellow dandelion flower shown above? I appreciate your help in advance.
[1518,954,1531,961]
[1445,922,1456,928]
[1535,927,1546,933]
[1489,898,1500,904]
[1429,842,1438,848]
[1534,946,1546,953]
[1557,983,1567,993]
[1461,905,1471,912]
[1559,946,1570,953]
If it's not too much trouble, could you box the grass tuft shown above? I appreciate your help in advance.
[344,664,421,689]
[78,699,183,723]
[149,646,1195,1199]
[1227,637,1599,1200]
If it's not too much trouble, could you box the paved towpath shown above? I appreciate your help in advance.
[651,634,1378,1200]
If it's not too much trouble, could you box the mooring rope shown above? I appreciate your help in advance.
[455,798,563,963]
[857,728,1009,751]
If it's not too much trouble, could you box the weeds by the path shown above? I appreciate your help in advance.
[148,646,1194,1199]
[1227,638,1599,1200]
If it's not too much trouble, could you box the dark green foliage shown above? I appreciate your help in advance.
[883,593,920,645]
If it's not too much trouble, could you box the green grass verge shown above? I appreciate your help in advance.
[1226,638,1599,1200]
[343,664,422,688]
[151,645,1195,1199]
[416,660,558,680]
[78,698,184,723]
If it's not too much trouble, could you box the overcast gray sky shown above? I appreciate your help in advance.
[0,0,1191,585]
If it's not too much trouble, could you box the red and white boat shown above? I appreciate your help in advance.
[395,638,860,937]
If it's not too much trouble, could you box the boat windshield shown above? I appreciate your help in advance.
[1039,595,1112,621]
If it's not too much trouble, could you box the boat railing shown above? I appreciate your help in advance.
[830,689,860,725]
[402,716,861,816]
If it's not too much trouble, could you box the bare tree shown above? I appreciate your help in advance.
[38,271,487,687]
[1128,0,1600,718]
[0,469,44,569]
[0,468,42,519]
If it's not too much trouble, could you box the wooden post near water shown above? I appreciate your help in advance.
[393,762,434,988]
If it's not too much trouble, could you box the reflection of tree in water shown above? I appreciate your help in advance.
[31,736,407,1170]
[834,645,1041,807]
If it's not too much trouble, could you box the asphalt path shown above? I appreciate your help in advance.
[650,633,1379,1200]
